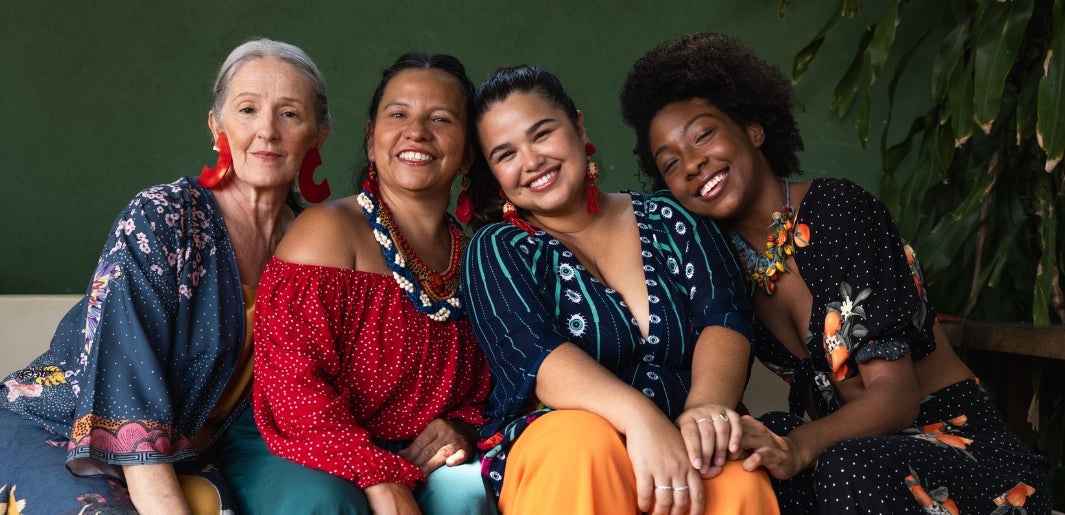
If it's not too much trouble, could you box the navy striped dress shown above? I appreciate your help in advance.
[460,191,752,498]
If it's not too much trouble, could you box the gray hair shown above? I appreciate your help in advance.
[211,38,330,130]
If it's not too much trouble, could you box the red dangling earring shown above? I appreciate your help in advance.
[198,132,232,189]
[585,141,601,215]
[298,147,330,203]
[362,163,378,194]
[500,190,536,235]
[455,171,472,224]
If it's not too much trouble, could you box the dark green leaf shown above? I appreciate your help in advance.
[1037,0,1065,171]
[972,0,1035,133]
[831,30,874,116]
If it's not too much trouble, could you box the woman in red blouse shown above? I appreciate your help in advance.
[234,52,495,515]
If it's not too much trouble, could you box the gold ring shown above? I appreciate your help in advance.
[714,412,729,422]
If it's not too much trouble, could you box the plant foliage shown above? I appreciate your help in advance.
[780,0,1065,507]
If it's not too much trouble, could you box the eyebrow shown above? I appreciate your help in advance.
[487,117,556,161]
[651,113,713,160]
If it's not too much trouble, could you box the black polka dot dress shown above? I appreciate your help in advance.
[751,178,1050,514]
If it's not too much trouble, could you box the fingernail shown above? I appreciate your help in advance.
[693,458,702,469]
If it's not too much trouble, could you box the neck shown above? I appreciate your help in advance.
[375,183,451,247]
[212,183,292,244]
[731,177,789,246]
[527,189,609,238]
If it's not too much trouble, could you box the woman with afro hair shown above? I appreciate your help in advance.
[621,32,1049,514]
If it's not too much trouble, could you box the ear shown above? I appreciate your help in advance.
[746,123,765,148]
[460,143,476,173]
[208,111,220,140]
[364,119,375,160]
[317,125,331,148]
[575,110,588,141]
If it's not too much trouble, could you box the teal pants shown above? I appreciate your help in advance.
[216,409,497,515]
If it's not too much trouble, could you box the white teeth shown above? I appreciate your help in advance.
[699,172,726,197]
[398,151,433,162]
[529,171,557,189]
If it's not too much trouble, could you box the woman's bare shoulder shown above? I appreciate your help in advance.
[275,196,368,268]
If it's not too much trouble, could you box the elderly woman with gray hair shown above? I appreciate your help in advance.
[0,38,331,514]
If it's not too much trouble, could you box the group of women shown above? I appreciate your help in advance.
[0,32,1051,515]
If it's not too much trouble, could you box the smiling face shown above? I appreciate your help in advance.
[477,92,587,217]
[366,68,472,195]
[647,98,771,221]
[208,57,324,191]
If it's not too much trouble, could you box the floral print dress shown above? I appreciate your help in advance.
[751,178,1049,514]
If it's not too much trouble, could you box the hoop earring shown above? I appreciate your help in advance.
[198,132,232,189]
[455,171,472,224]
[500,190,536,235]
[298,148,330,203]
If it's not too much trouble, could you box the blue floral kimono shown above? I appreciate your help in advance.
[0,176,245,513]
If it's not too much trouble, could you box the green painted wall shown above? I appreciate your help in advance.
[1,1,944,293]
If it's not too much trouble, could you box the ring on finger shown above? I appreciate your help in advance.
[673,485,689,492]
[656,485,673,490]
[714,412,729,422]
[696,417,712,424]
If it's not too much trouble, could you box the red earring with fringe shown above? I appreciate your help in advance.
[585,141,601,214]
[501,190,536,235]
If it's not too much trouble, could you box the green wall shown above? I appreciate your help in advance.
[1,1,942,293]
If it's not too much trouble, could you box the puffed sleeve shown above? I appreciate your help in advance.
[799,179,936,381]
[253,258,424,490]
[460,224,568,435]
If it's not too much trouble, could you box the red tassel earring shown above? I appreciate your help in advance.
[585,141,601,215]
[455,171,472,224]
[298,148,330,203]
[198,132,232,189]
[362,163,378,194]
[500,190,536,235]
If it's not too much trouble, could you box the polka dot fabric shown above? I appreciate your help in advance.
[253,258,491,490]
[751,179,1049,513]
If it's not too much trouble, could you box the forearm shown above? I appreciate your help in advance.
[535,342,666,435]
[124,463,191,515]
[789,361,920,466]
[685,326,750,409]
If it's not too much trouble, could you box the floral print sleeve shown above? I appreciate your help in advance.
[795,178,936,382]
[1,177,244,471]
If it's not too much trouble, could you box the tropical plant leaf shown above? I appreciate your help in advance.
[851,1,901,147]
[830,29,874,116]
[1037,0,1065,171]
[1033,174,1058,324]
[972,0,1035,133]
[791,0,853,82]
[1017,61,1042,143]
[933,18,972,103]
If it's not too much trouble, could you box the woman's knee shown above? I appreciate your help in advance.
[419,461,495,515]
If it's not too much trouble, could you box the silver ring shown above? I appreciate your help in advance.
[714,412,729,422]
[656,485,673,490]
[696,417,712,424]
[673,485,689,491]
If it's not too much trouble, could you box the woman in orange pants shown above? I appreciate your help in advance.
[461,64,779,515]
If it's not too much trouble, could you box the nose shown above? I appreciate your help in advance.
[520,146,544,173]
[681,149,707,181]
[256,114,280,141]
[405,116,431,141]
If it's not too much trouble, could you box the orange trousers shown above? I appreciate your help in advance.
[498,410,780,515]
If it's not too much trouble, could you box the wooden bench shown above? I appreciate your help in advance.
[939,319,1065,439]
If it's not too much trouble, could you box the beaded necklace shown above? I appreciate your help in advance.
[357,182,465,322]
[729,179,811,296]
